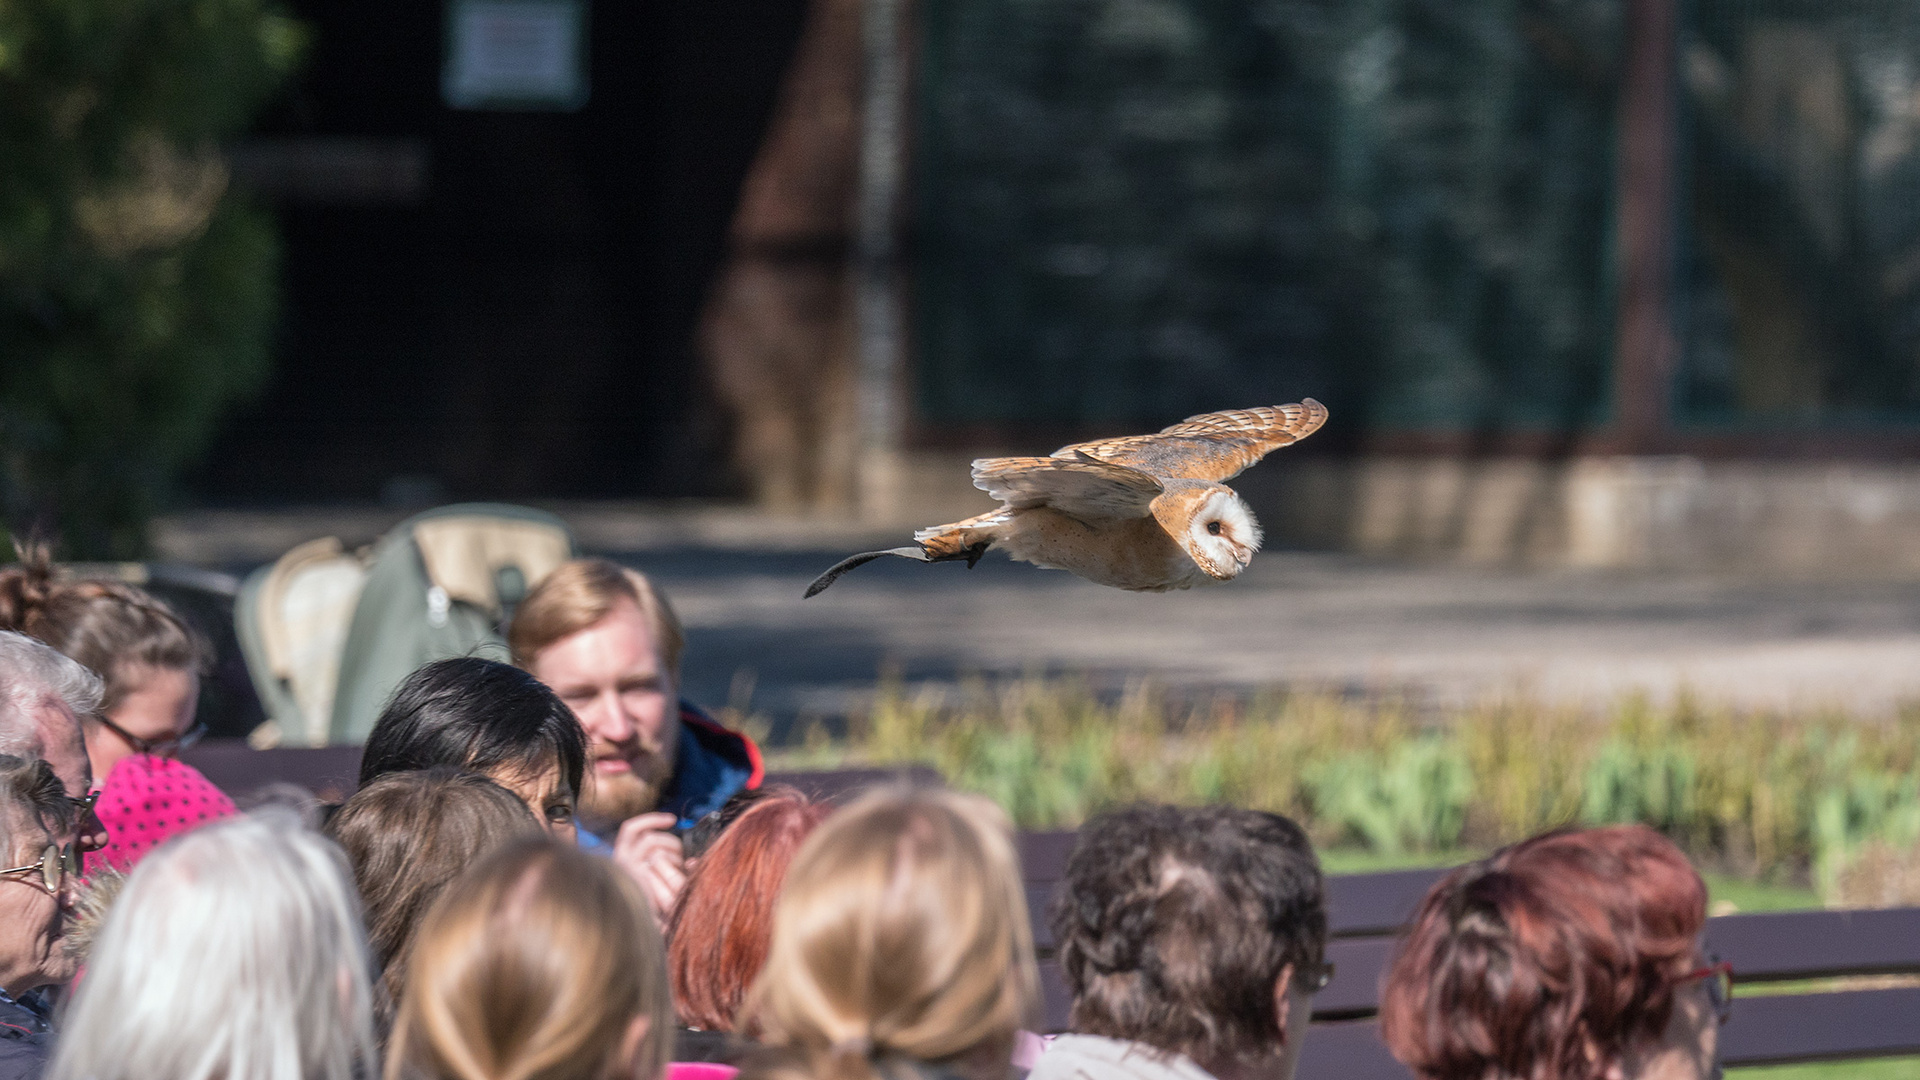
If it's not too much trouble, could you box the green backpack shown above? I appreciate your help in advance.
[237,504,575,745]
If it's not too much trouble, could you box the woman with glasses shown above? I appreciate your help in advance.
[0,551,232,874]
[1381,825,1727,1080]
[0,755,80,1080]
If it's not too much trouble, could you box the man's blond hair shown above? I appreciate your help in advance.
[509,559,685,679]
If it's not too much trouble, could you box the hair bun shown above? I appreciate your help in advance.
[0,538,58,634]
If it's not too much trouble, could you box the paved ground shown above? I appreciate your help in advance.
[625,543,1920,735]
[154,504,1920,736]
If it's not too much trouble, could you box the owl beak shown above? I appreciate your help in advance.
[1198,554,1238,581]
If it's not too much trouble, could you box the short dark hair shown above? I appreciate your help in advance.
[359,658,587,797]
[1050,805,1327,1068]
[683,785,772,860]
[325,767,544,1033]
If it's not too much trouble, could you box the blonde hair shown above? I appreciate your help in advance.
[50,810,377,1080]
[387,837,673,1080]
[739,787,1039,1080]
[508,559,684,679]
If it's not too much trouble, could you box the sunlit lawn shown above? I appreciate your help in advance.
[1730,1060,1920,1079]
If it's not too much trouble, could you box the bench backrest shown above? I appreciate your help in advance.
[1020,830,1920,1075]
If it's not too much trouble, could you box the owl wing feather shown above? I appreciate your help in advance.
[971,456,1164,519]
[1051,398,1328,482]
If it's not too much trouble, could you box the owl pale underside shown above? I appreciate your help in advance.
[803,399,1327,597]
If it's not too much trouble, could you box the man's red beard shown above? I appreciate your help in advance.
[579,728,678,830]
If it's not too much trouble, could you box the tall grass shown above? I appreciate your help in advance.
[767,676,1920,894]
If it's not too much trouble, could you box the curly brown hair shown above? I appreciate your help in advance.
[1048,805,1327,1069]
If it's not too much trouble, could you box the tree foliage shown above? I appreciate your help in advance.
[0,0,303,557]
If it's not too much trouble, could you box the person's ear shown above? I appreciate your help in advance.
[616,1013,653,1080]
[1272,963,1297,1044]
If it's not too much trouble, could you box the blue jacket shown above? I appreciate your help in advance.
[658,702,763,829]
[0,988,52,1080]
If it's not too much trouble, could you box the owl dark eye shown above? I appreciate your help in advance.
[1206,521,1222,536]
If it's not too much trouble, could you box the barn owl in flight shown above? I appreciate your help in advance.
[804,399,1327,596]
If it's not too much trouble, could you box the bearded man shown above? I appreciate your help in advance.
[510,559,761,919]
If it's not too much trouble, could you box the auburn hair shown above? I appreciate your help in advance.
[387,837,673,1080]
[1379,826,1708,1080]
[667,787,833,1032]
[0,546,208,712]
[736,787,1039,1080]
[508,559,684,679]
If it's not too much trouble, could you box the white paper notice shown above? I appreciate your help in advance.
[444,0,588,110]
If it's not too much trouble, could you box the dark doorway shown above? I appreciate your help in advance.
[192,0,810,505]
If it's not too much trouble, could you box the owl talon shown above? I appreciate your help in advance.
[964,543,988,569]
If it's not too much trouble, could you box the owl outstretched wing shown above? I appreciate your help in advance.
[1052,399,1327,482]
[971,456,1164,519]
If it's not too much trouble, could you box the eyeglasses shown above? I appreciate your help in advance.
[95,714,207,759]
[1681,958,1734,1025]
[0,843,78,895]
[68,791,99,815]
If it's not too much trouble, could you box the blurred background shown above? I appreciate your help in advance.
[16,0,1920,920]
[16,0,1920,567]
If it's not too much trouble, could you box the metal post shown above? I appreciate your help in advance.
[854,0,907,520]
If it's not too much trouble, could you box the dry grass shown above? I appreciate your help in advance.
[760,675,1920,898]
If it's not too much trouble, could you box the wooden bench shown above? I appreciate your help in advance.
[1022,830,1920,1076]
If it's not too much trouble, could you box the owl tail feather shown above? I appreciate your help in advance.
[803,542,990,597]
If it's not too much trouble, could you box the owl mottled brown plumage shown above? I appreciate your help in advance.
[804,399,1327,596]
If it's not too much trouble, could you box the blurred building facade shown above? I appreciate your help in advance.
[194,0,813,505]
[202,0,1920,572]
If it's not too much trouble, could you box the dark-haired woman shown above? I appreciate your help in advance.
[0,554,232,874]
[358,657,588,838]
[1380,825,1725,1080]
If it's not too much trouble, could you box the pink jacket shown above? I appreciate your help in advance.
[83,755,237,876]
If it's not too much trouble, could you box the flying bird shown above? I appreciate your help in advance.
[804,399,1327,596]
